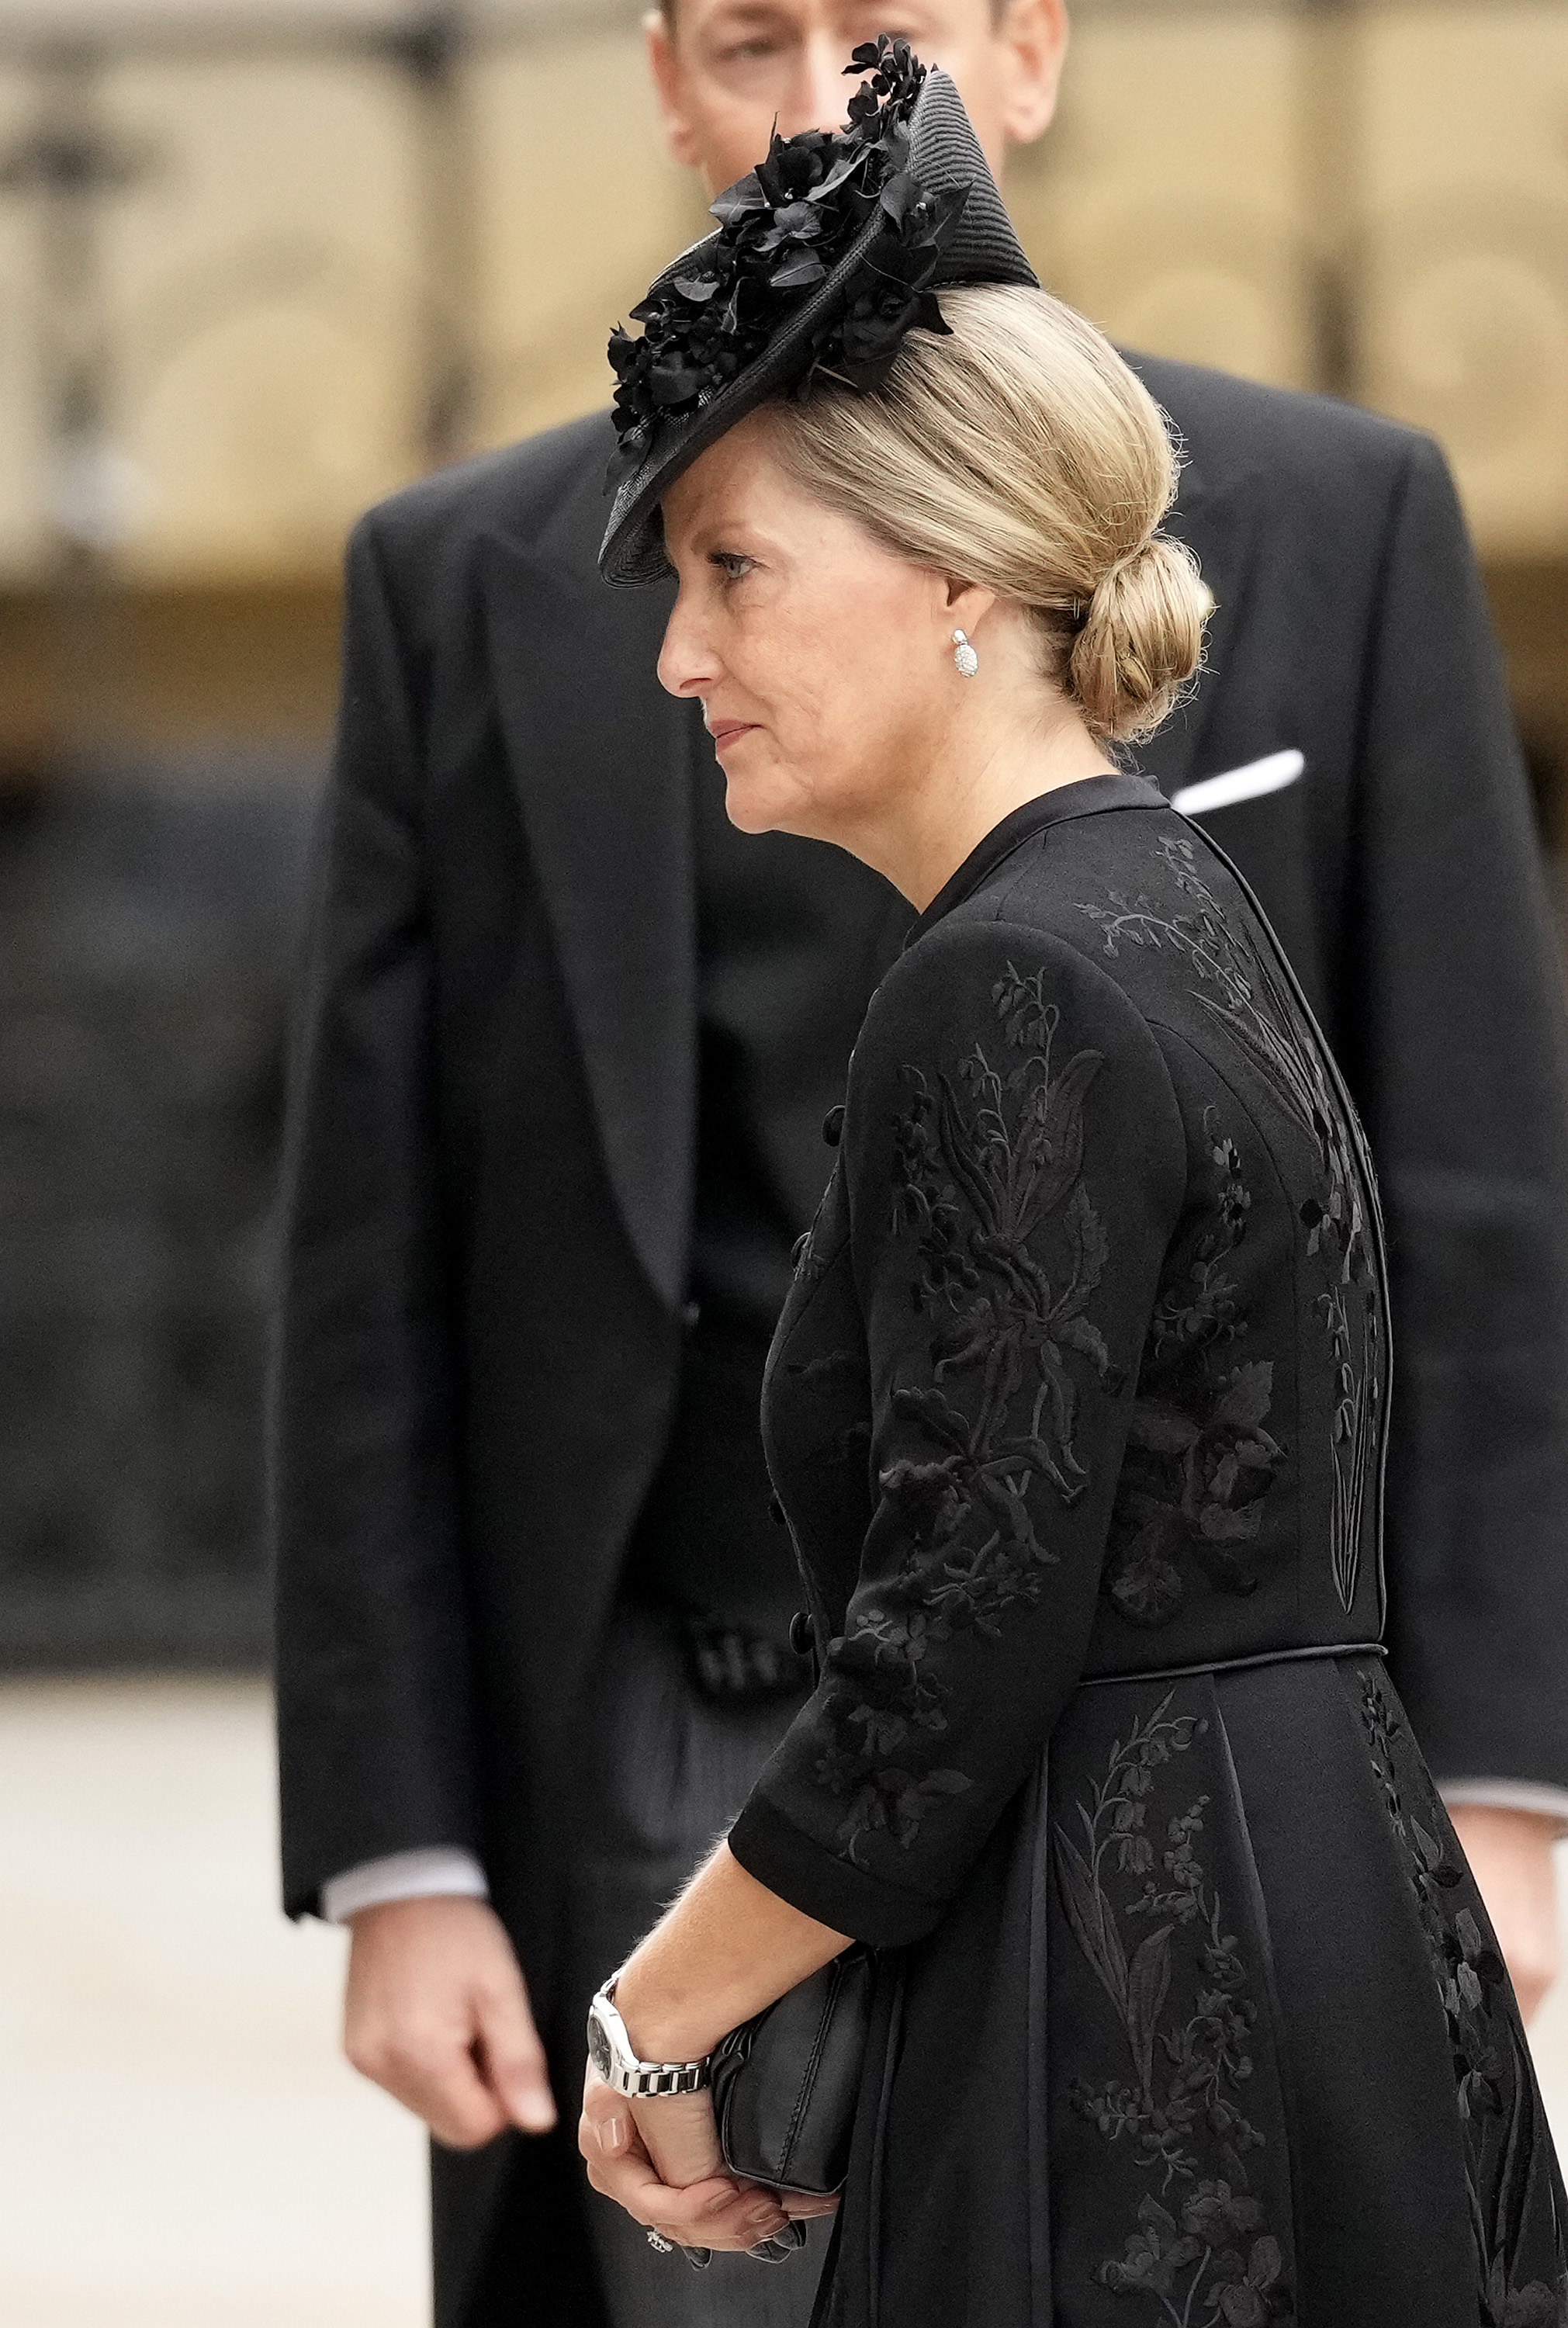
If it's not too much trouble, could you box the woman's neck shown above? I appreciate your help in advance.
[841,698,1117,912]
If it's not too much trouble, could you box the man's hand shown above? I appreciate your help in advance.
[1449,1805,1563,2025]
[344,1895,558,2146]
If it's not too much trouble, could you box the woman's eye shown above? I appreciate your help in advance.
[711,551,756,583]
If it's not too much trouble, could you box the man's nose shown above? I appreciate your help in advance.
[776,30,853,140]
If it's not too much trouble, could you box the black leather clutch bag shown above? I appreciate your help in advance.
[710,1945,874,2197]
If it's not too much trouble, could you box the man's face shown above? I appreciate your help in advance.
[647,0,1068,194]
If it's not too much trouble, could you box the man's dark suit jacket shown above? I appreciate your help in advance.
[272,360,1568,2326]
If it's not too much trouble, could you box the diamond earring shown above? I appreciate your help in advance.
[952,628,978,678]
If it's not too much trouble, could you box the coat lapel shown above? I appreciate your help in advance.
[481,525,697,1315]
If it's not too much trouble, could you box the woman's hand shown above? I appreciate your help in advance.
[579,2063,835,2253]
[576,1840,850,2250]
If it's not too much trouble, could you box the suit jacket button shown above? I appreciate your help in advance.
[790,1609,815,1658]
[822,1104,845,1147]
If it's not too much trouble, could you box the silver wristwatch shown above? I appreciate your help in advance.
[587,1979,712,2099]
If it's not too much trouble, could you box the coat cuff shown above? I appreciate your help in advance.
[320,1847,490,1924]
[728,1792,947,1948]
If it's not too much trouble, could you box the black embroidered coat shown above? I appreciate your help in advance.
[729,776,1567,2328]
[273,367,1568,2325]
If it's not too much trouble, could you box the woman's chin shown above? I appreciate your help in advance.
[721,767,799,837]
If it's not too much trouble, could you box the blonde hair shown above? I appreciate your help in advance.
[763,284,1212,746]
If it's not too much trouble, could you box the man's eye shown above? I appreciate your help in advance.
[716,34,781,62]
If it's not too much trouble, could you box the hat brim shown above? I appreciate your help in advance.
[598,68,1037,588]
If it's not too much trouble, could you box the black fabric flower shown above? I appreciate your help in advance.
[606,37,967,488]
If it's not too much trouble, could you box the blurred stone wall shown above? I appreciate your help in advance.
[2,3,1565,594]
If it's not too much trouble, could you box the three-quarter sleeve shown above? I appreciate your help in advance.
[729,918,1187,1945]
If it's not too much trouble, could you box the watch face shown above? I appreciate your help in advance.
[587,2011,613,2082]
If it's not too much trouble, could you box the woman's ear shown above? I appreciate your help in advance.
[943,577,999,642]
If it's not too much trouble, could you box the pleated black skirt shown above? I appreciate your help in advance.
[818,1652,1566,2328]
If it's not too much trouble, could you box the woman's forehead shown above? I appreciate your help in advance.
[662,417,797,535]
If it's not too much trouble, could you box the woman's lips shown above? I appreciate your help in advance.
[707,720,760,753]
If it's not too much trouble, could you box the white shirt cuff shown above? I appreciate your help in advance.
[1438,1780,1568,1832]
[320,1847,491,1924]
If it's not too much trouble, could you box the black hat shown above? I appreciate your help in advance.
[599,38,1038,587]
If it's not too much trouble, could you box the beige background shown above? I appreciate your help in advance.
[0,1681,429,2328]
[1,2,1566,581]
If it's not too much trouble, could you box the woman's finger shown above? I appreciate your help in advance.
[629,2087,729,2189]
[580,2081,641,2174]
[593,2139,748,2234]
[578,2059,790,2245]
[635,2174,797,2252]
[602,2151,791,2248]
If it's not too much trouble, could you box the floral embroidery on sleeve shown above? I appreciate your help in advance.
[812,965,1119,1865]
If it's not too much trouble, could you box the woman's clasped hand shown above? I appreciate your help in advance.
[578,2064,839,2257]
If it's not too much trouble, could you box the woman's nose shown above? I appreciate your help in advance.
[657,595,719,700]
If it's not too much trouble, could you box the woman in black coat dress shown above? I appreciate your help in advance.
[578,45,1568,2328]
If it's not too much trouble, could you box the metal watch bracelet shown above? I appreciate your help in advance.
[587,1979,713,2099]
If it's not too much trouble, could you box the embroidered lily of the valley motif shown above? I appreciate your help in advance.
[812,965,1115,1866]
[1079,837,1382,1614]
[1106,1110,1285,1627]
[1054,1697,1294,2324]
[1359,1673,1568,2326]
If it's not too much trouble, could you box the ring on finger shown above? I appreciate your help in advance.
[646,2229,675,2255]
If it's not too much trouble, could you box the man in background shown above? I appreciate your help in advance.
[273,2,1568,2322]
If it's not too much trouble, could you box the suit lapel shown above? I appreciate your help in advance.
[482,525,697,1315]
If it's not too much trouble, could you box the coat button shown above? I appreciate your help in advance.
[822,1104,844,1147]
[790,1609,815,1658]
[769,1491,787,1527]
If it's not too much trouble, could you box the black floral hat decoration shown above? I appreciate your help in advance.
[600,37,1039,587]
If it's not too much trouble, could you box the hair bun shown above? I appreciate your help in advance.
[759,282,1214,748]
[1068,535,1212,745]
